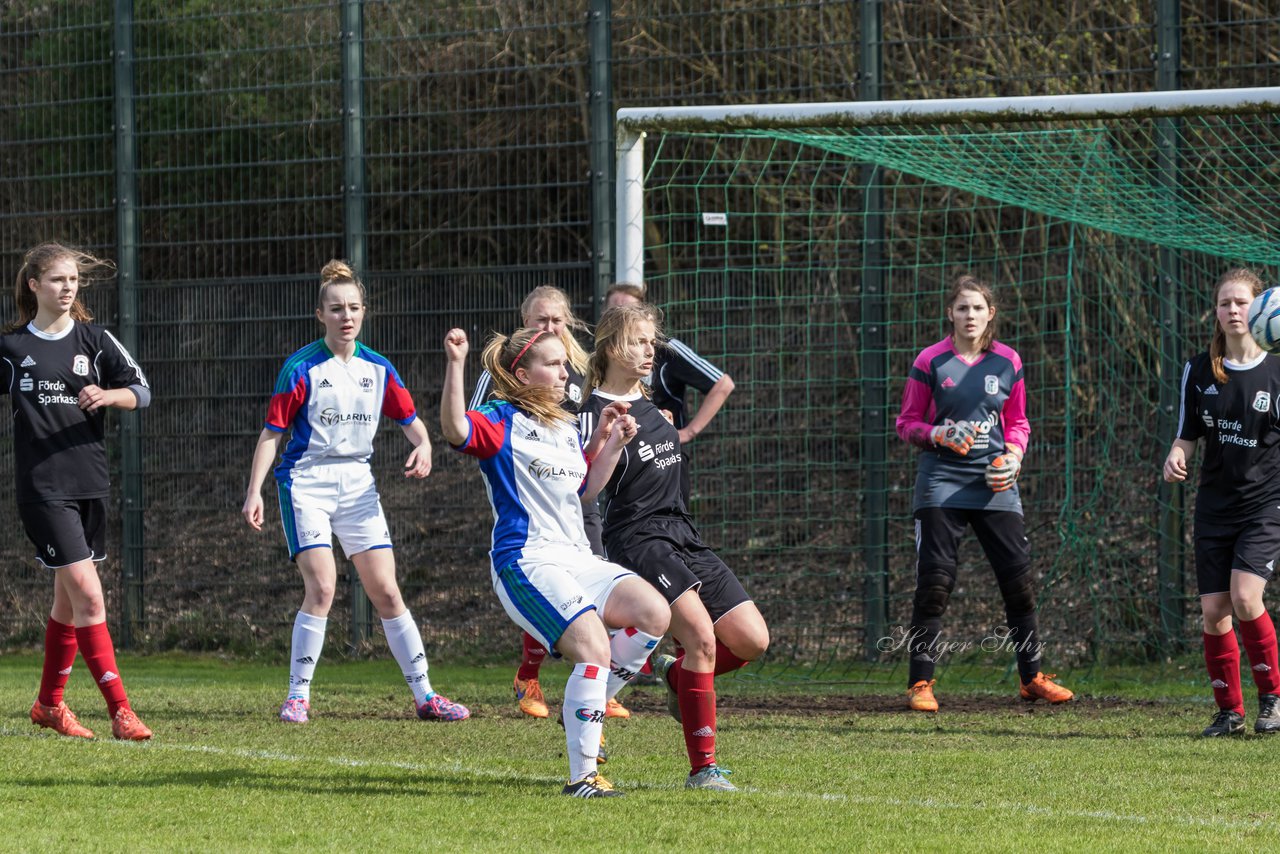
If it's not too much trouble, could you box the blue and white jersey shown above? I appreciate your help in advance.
[454,400,592,570]
[264,340,417,483]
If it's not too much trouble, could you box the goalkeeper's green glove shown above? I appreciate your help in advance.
[985,454,1021,492]
[930,422,977,456]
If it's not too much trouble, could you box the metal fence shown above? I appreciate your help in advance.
[2,1,1279,666]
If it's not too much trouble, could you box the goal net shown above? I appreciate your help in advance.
[616,88,1280,682]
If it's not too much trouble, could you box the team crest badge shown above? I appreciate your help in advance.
[567,383,582,403]
[72,355,89,376]
[984,375,999,395]
[1254,391,1272,412]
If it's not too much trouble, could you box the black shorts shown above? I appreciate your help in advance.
[606,516,751,622]
[19,498,108,570]
[914,507,1030,574]
[1194,508,1280,595]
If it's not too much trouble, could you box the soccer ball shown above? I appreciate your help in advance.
[1248,287,1280,353]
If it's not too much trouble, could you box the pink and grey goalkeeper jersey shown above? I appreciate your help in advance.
[895,337,1030,512]
[264,340,416,482]
[455,400,592,570]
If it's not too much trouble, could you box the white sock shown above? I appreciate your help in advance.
[562,662,608,783]
[606,627,662,701]
[288,611,327,701]
[382,609,434,704]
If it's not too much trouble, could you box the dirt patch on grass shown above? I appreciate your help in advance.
[615,688,1151,718]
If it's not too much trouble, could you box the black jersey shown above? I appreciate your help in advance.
[647,337,723,429]
[1177,351,1280,524]
[0,321,150,504]
[579,389,688,541]
[468,363,587,414]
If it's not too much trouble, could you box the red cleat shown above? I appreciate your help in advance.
[111,707,153,740]
[31,700,95,739]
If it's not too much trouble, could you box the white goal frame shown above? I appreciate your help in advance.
[614,86,1280,285]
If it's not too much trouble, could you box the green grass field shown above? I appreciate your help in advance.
[2,653,1278,852]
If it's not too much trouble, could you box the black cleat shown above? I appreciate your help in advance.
[1256,695,1280,734]
[1201,708,1245,737]
[562,772,624,798]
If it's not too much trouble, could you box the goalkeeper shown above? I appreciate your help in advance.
[894,273,1072,711]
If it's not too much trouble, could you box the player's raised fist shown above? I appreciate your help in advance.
[444,328,469,361]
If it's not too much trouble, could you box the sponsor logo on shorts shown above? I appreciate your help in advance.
[559,594,583,612]
[300,530,321,541]
[46,545,56,557]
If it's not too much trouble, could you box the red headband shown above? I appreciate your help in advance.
[510,330,547,371]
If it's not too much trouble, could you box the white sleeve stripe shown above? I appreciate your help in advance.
[103,330,149,388]
[1175,360,1191,437]
[667,338,723,382]
[468,370,493,410]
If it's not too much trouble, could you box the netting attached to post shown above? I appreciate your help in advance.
[623,90,1280,680]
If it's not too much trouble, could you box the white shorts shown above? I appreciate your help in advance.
[492,541,636,652]
[277,462,390,559]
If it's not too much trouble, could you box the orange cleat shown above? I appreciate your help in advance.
[1019,672,1074,704]
[907,679,939,712]
[31,700,95,739]
[605,697,631,719]
[514,677,550,719]
[111,707,153,741]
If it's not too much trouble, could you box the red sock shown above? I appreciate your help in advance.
[1240,613,1280,695]
[38,618,78,706]
[75,622,129,717]
[1203,630,1244,715]
[713,640,749,676]
[676,667,717,773]
[517,632,547,682]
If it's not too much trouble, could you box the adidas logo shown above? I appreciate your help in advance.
[692,725,715,737]
[1211,679,1229,688]
[1205,384,1219,395]
[525,429,540,441]
[58,666,73,676]
[410,652,426,664]
[295,656,315,665]
[941,376,956,388]
[20,355,36,367]
[99,671,119,684]
[1255,664,1273,672]
[318,378,333,388]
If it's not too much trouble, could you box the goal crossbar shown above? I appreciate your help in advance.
[615,86,1280,284]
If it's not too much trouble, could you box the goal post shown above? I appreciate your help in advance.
[614,87,1280,678]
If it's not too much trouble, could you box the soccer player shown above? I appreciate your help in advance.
[603,284,734,681]
[441,325,669,797]
[472,285,631,720]
[4,241,153,740]
[241,260,469,724]
[1163,267,1280,737]
[581,303,769,792]
[895,273,1072,712]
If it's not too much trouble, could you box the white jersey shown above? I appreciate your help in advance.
[455,399,592,569]
[264,340,416,482]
